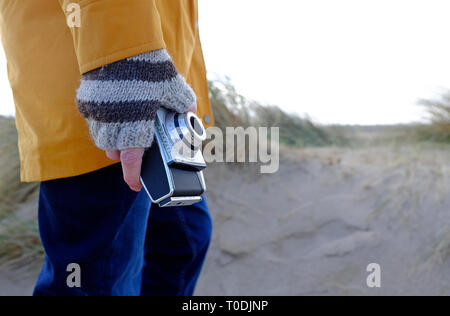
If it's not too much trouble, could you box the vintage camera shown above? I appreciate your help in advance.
[140,108,207,208]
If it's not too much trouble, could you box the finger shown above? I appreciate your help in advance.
[120,148,145,192]
[106,150,120,161]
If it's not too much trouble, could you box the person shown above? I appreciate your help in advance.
[0,0,214,296]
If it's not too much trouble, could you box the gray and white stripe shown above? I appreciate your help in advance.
[76,75,195,113]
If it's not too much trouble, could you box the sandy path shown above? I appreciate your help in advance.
[196,144,450,295]
[1,144,449,295]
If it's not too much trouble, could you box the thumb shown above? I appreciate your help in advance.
[120,148,145,192]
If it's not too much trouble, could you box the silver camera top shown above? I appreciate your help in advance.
[154,108,207,171]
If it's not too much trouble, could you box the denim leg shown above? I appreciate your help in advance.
[140,198,213,296]
[34,163,151,296]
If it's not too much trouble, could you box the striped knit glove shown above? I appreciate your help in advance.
[76,49,196,150]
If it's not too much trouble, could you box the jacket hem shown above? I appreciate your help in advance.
[80,41,166,74]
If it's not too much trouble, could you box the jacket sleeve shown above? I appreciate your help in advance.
[58,0,166,74]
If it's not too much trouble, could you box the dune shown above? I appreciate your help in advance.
[0,142,449,295]
[195,143,450,295]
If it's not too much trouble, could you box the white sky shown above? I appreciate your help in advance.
[1,0,450,124]
[198,0,450,124]
[0,47,14,117]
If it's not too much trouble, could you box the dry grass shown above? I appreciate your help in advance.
[0,116,41,267]
[417,92,450,142]
[208,78,351,147]
[0,116,38,216]
[0,216,42,269]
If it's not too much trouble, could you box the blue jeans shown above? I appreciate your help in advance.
[34,163,212,296]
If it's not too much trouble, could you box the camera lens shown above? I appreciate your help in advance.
[165,111,207,158]
[190,115,204,138]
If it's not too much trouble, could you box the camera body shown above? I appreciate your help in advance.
[140,108,207,208]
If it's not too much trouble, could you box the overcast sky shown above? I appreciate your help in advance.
[2,0,450,125]
[198,0,450,124]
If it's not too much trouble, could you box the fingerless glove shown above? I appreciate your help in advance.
[76,49,196,150]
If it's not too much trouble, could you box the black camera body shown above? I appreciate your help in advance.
[140,108,207,208]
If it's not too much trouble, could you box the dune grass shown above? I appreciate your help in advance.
[0,116,41,268]
[416,92,450,142]
[208,78,351,147]
[0,116,39,217]
[0,216,42,269]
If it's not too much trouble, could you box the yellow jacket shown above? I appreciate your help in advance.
[0,0,213,182]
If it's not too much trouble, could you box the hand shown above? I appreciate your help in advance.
[105,107,197,192]
[106,148,145,192]
[77,49,199,192]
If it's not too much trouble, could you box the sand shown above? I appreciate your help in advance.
[1,144,449,296]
